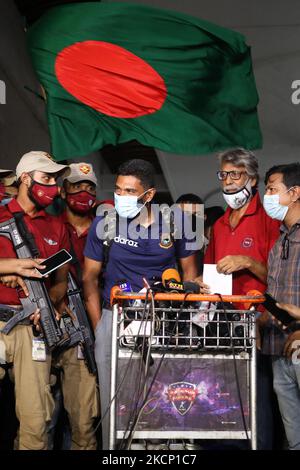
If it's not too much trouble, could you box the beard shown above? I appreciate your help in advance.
[28,185,45,210]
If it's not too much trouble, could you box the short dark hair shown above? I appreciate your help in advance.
[264,163,300,187]
[176,193,203,205]
[117,159,155,190]
[204,206,225,228]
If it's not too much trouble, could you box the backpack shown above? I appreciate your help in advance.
[101,205,177,269]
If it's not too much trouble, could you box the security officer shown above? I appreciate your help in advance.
[0,168,16,205]
[83,159,200,449]
[0,151,70,450]
[51,163,100,450]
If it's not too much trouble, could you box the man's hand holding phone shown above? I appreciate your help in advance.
[35,249,72,277]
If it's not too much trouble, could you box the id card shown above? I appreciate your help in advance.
[77,345,84,360]
[32,338,46,362]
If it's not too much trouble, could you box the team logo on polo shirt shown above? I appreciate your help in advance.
[159,234,173,249]
[80,164,91,174]
[242,237,254,248]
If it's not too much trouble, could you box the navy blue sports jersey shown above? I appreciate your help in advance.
[84,211,197,303]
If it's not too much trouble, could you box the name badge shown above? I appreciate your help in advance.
[32,338,46,362]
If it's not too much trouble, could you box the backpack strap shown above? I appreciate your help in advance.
[102,208,117,268]
[160,205,176,247]
[101,205,176,265]
[68,237,83,285]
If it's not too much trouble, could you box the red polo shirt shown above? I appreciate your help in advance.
[204,192,280,296]
[0,198,70,305]
[58,211,93,281]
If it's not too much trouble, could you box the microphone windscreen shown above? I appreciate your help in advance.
[183,281,200,294]
[162,268,181,287]
[246,289,263,297]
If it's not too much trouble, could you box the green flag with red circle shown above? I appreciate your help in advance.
[27,2,262,160]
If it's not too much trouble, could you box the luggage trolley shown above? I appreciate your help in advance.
[109,288,264,450]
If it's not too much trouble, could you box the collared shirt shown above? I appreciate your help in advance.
[84,210,197,304]
[59,211,93,281]
[262,218,300,356]
[204,192,280,297]
[0,198,70,305]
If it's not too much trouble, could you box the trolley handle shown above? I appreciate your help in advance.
[110,286,264,307]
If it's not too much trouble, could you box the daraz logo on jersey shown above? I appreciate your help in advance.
[114,235,138,248]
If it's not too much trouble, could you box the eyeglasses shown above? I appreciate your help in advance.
[217,170,247,181]
[281,234,289,260]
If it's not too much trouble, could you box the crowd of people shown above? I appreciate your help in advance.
[0,148,299,450]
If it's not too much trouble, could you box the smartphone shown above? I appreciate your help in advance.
[36,249,72,277]
[263,293,295,326]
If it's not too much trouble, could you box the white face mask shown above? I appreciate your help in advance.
[263,187,295,221]
[114,189,150,219]
[222,179,252,210]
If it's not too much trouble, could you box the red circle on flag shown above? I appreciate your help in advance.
[55,40,167,118]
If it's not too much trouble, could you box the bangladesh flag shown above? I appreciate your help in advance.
[27,2,262,161]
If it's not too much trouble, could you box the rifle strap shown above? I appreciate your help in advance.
[102,208,118,270]
[68,237,82,285]
[13,211,40,258]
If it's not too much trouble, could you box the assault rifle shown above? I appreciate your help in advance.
[56,272,97,375]
[0,217,69,350]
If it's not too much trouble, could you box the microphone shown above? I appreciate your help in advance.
[142,277,151,290]
[162,268,185,292]
[117,279,132,293]
[162,268,181,286]
[162,268,200,294]
[182,281,200,294]
[117,279,133,308]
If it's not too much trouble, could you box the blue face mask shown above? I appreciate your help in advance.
[114,190,149,219]
[263,189,293,221]
[0,197,12,206]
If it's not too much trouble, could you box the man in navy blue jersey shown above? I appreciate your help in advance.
[83,159,201,449]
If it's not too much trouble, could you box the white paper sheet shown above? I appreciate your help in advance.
[203,264,232,295]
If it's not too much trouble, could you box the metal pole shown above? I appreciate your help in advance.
[250,312,257,450]
[109,303,119,450]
